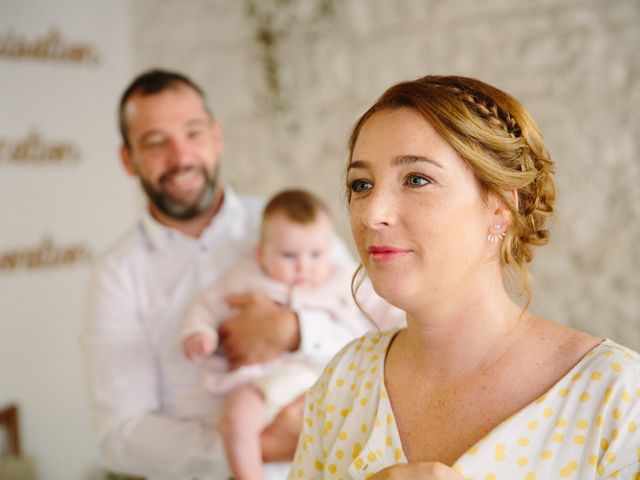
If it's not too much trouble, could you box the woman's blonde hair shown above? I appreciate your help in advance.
[347,75,556,306]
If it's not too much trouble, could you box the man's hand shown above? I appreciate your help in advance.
[260,394,305,462]
[182,333,216,361]
[368,463,464,480]
[218,293,301,369]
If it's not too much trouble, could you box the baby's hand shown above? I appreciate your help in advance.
[182,333,216,361]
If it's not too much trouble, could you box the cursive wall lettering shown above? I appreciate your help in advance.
[0,235,93,272]
[0,130,81,165]
[0,26,100,64]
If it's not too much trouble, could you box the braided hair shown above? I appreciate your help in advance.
[347,75,556,305]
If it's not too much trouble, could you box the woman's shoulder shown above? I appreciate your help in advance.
[311,328,401,393]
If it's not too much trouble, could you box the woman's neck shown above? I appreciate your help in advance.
[399,281,530,384]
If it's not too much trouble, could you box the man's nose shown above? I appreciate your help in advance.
[167,137,191,167]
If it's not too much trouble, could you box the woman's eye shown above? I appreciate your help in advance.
[406,175,430,187]
[349,179,372,192]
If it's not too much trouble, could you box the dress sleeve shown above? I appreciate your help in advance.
[287,378,327,480]
[81,259,225,477]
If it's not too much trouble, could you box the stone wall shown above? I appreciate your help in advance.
[128,0,640,347]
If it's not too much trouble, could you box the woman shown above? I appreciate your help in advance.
[288,76,640,479]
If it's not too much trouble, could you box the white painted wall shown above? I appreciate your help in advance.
[0,1,135,478]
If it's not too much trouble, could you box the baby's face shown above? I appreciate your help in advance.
[259,213,334,288]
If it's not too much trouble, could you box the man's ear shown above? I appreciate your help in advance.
[119,144,137,176]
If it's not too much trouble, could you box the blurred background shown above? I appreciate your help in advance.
[1,0,639,478]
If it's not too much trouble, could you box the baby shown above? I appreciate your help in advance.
[181,189,362,480]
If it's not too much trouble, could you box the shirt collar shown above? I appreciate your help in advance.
[139,185,243,251]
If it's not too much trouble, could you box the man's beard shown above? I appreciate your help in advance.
[140,164,219,220]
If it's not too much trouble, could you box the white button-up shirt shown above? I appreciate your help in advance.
[82,187,389,479]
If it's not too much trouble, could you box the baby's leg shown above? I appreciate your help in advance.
[221,384,267,480]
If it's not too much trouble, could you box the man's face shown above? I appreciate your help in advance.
[120,85,223,219]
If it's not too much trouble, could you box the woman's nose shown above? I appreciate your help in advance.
[359,189,396,229]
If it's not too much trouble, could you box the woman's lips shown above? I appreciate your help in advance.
[367,245,411,263]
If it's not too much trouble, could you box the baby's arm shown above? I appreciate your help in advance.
[181,286,230,361]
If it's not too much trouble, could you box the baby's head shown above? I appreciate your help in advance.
[258,189,334,288]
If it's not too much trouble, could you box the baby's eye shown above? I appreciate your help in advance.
[311,250,324,259]
[281,252,296,259]
[406,174,430,187]
[349,179,372,192]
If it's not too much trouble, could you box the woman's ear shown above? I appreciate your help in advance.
[487,190,516,241]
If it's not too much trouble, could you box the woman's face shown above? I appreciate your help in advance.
[348,107,497,312]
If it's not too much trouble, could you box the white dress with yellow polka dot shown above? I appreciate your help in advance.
[288,328,640,480]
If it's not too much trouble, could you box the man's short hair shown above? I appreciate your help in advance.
[118,68,212,148]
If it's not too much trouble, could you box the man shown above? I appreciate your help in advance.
[82,69,392,480]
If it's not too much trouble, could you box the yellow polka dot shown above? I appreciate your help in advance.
[552,433,565,443]
[591,371,603,380]
[367,451,376,462]
[348,362,357,371]
[387,414,394,424]
[340,408,350,417]
[597,464,605,475]
[353,457,363,469]
[535,394,547,404]
[574,435,586,445]
[486,475,496,480]
[395,448,402,461]
[297,468,303,477]
[364,381,372,389]
[357,369,365,377]
[359,397,367,406]
[322,421,333,436]
[370,366,378,375]
[326,404,335,413]
[494,444,506,461]
[328,464,337,474]
[559,388,570,397]
[604,387,614,404]
[305,418,313,427]
[556,418,567,428]
[336,449,344,459]
[560,467,571,477]
[601,438,610,450]
[543,407,554,417]
[385,435,392,446]
[576,419,589,429]
[571,373,582,381]
[517,456,528,466]
[314,460,324,470]
[604,350,615,357]
[612,428,619,440]
[629,421,637,433]
[371,355,379,362]
[579,392,591,402]
[623,390,632,403]
[361,423,367,434]
[338,431,347,441]
[607,451,617,463]
[525,473,536,480]
[374,418,381,427]
[528,420,539,430]
[611,362,622,372]
[518,437,530,447]
[541,450,553,460]
[352,443,362,458]
[588,454,597,465]
[596,415,604,427]
[613,408,622,420]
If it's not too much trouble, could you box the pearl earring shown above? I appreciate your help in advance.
[487,224,505,243]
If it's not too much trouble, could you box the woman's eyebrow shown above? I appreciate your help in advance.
[392,155,443,168]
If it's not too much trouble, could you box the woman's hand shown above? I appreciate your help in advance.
[368,463,464,480]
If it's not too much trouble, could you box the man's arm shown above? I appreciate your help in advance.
[218,236,379,368]
[82,260,224,477]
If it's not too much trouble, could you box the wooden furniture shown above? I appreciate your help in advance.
[0,404,20,457]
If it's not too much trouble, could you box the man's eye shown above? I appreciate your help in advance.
[187,129,203,139]
[349,179,372,192]
[141,138,167,149]
[406,175,430,187]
